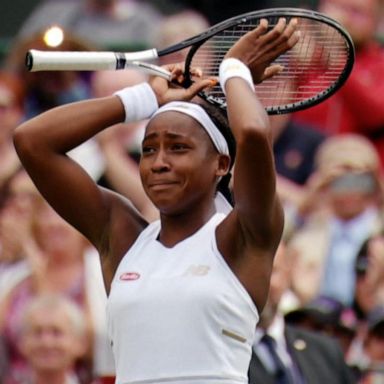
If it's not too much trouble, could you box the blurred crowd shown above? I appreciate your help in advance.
[1,0,384,383]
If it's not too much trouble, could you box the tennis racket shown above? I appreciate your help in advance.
[26,8,355,115]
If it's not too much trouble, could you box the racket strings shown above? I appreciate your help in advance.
[188,16,351,112]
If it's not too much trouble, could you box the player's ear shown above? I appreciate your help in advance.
[216,154,231,177]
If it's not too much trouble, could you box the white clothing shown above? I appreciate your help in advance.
[107,213,258,384]
[68,138,105,181]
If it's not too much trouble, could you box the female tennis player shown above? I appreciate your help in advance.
[14,17,299,384]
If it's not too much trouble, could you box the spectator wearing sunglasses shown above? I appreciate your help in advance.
[287,133,384,307]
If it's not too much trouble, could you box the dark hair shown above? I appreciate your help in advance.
[198,101,236,205]
[355,238,370,277]
[352,232,384,319]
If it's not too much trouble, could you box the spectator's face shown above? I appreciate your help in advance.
[19,307,83,373]
[327,172,377,220]
[6,172,40,215]
[355,273,377,315]
[0,172,41,262]
[329,190,374,220]
[0,83,23,140]
[355,236,384,316]
[319,0,379,48]
[32,203,86,257]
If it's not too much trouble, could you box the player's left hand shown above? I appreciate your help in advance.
[225,17,300,83]
[149,62,215,106]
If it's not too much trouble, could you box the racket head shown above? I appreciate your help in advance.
[178,8,355,115]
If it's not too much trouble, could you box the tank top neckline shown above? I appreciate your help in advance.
[153,212,225,250]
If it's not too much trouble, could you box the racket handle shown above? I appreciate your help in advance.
[25,49,172,80]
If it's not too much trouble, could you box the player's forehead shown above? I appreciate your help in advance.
[144,111,208,141]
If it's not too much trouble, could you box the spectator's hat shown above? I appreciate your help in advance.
[285,295,357,335]
[285,295,344,326]
[314,134,382,194]
[315,133,380,175]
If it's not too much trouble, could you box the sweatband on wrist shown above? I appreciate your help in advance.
[114,82,159,123]
[219,58,255,95]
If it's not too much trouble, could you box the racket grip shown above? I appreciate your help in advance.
[26,50,122,71]
[25,49,169,78]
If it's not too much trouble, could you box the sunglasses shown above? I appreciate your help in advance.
[330,172,376,193]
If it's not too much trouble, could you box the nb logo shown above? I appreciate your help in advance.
[119,272,140,281]
[183,265,210,276]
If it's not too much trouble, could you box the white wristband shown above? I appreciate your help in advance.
[219,58,254,95]
[114,82,159,123]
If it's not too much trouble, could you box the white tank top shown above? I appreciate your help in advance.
[107,213,258,384]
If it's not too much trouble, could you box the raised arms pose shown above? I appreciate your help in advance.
[14,18,299,384]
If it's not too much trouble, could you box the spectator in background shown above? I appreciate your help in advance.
[147,0,272,25]
[353,234,384,321]
[5,31,93,119]
[155,9,210,65]
[0,168,39,302]
[293,0,384,167]
[0,333,8,381]
[286,236,384,381]
[270,113,328,235]
[345,234,384,377]
[0,171,95,383]
[284,295,358,359]
[15,0,162,51]
[14,294,89,384]
[0,71,24,187]
[0,71,27,298]
[0,170,114,382]
[272,114,327,187]
[6,30,106,182]
[287,134,384,307]
[249,242,355,384]
[352,306,384,383]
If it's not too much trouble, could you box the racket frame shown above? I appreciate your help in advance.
[173,7,355,114]
[25,7,355,115]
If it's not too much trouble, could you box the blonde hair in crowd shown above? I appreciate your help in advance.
[20,293,87,337]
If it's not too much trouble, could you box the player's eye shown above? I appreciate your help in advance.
[170,143,189,151]
[142,145,156,155]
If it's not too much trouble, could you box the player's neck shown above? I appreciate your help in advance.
[158,204,216,247]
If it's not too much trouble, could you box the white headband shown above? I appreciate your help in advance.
[151,101,229,156]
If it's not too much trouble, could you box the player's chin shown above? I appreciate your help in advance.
[152,195,189,216]
[148,192,178,212]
